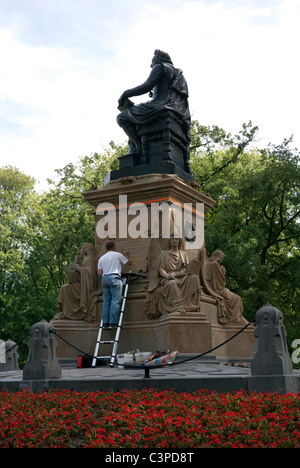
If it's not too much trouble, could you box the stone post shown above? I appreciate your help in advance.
[249,304,297,394]
[0,339,20,371]
[23,320,62,380]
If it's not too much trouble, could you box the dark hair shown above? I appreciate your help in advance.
[105,240,115,250]
[154,49,173,65]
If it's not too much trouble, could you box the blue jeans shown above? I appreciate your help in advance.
[102,275,123,324]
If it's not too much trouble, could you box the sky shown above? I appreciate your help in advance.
[1,0,300,191]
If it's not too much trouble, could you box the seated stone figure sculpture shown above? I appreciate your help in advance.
[200,249,247,324]
[54,243,100,322]
[117,49,191,156]
[146,236,201,318]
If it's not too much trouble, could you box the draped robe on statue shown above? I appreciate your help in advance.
[157,249,200,314]
[56,255,98,322]
[201,249,247,324]
[120,62,191,132]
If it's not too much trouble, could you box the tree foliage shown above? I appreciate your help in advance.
[0,167,40,340]
[190,124,300,340]
[0,144,123,361]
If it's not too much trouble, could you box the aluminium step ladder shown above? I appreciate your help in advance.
[92,272,145,368]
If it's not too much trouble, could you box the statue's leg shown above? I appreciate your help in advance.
[117,111,142,154]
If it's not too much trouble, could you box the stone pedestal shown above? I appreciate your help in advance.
[52,280,254,363]
[154,311,212,354]
[52,173,255,363]
[203,297,255,360]
[50,319,100,360]
[108,111,193,183]
[52,293,254,361]
[84,172,214,272]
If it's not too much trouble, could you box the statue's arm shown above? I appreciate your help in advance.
[159,264,176,281]
[70,262,81,271]
[158,266,169,279]
[119,64,163,102]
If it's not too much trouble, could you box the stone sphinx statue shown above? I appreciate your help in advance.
[146,236,201,319]
[54,243,101,322]
[200,248,247,324]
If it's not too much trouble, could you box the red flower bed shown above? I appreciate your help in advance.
[0,388,299,448]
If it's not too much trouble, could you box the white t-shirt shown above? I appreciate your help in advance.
[98,251,128,276]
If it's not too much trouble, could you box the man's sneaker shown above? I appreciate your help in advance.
[109,324,118,329]
[103,323,110,329]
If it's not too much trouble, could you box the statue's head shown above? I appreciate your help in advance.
[152,49,173,66]
[81,243,94,256]
[65,267,80,283]
[211,250,225,264]
[168,234,184,250]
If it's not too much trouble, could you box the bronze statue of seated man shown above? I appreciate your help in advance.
[117,49,191,155]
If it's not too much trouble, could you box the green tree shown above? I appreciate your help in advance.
[47,142,124,196]
[22,143,124,321]
[0,145,123,364]
[190,120,258,185]
[190,130,300,342]
[0,166,41,342]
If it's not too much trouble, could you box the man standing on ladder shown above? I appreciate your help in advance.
[97,241,131,328]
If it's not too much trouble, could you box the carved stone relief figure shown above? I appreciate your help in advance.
[146,235,201,319]
[200,248,247,324]
[54,243,101,322]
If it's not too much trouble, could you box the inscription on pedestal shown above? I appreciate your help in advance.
[97,239,150,274]
[120,239,150,273]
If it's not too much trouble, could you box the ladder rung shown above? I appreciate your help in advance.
[100,341,114,344]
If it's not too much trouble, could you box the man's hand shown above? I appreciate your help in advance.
[122,251,131,266]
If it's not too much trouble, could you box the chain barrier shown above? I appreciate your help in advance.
[50,329,95,358]
[1,317,256,379]
[51,316,256,378]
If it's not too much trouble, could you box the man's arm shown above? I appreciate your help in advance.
[97,268,103,277]
[122,252,131,267]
